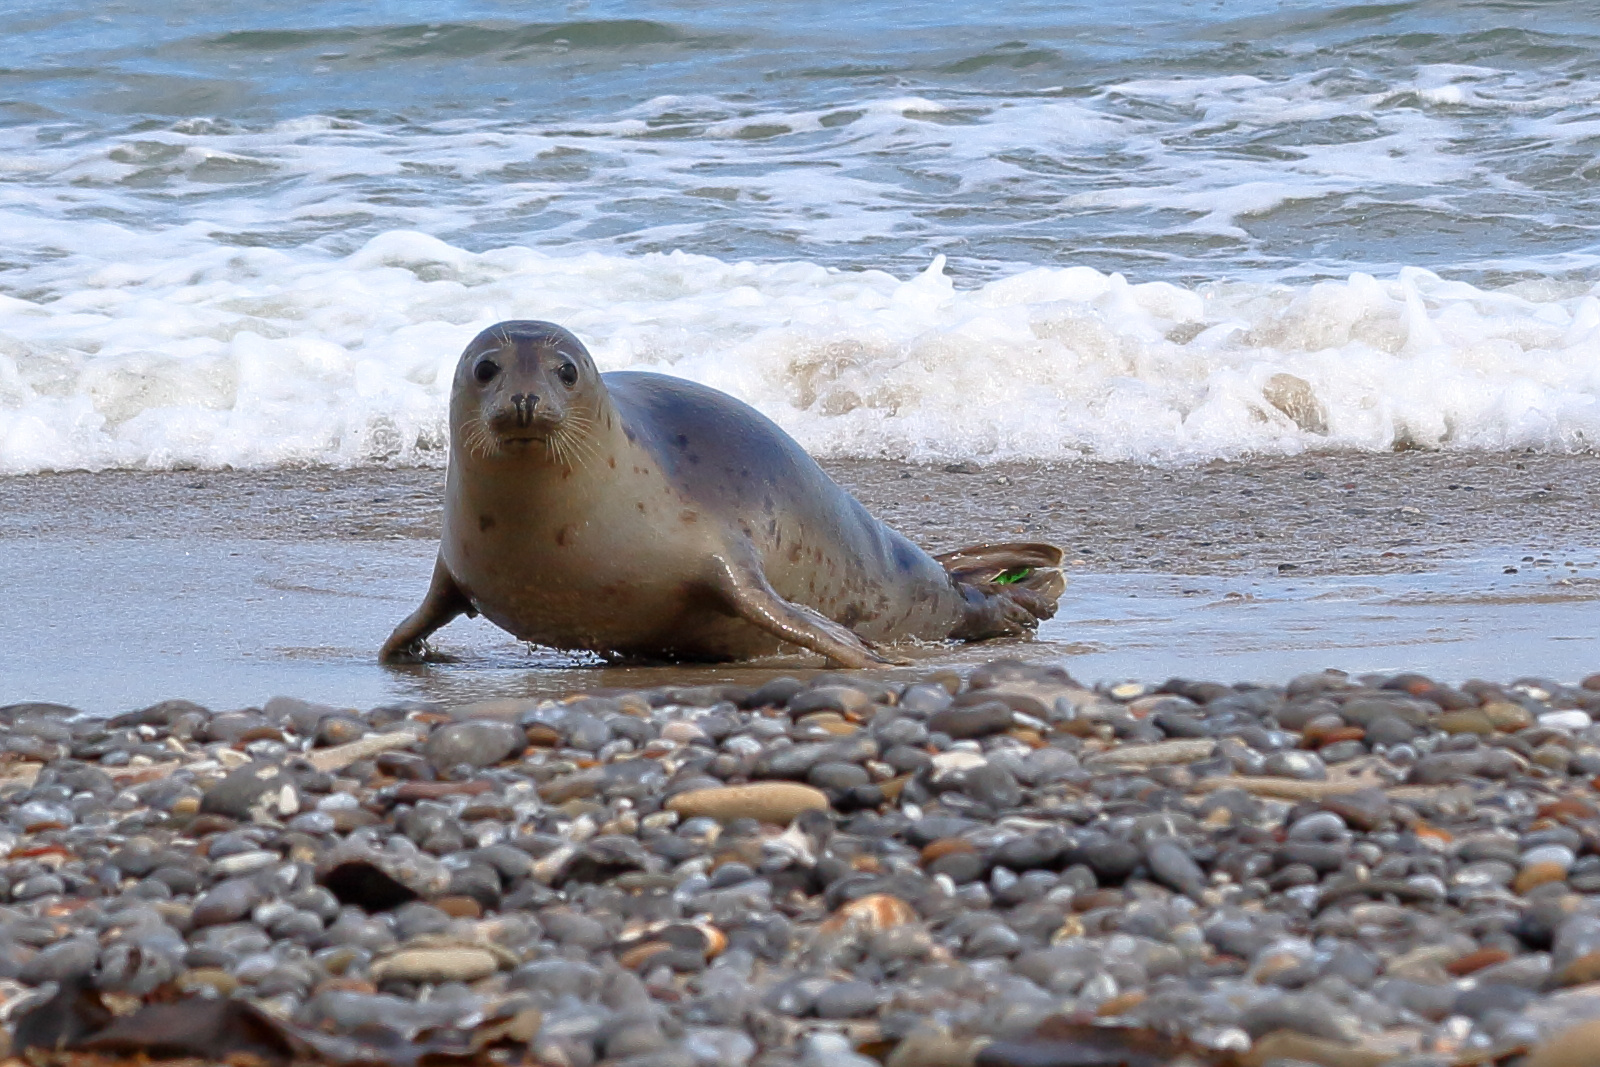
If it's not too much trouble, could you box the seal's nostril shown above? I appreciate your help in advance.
[509,393,537,428]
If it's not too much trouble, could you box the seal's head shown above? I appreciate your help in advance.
[451,320,602,464]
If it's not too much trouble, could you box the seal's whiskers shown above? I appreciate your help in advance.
[462,419,500,460]
[546,411,598,470]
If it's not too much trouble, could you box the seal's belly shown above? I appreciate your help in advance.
[443,465,964,659]
[445,515,782,659]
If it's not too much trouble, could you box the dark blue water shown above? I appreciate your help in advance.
[8,0,1600,281]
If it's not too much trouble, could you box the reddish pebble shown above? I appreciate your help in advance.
[1447,947,1511,976]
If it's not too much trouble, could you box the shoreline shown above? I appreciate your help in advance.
[1,451,1598,714]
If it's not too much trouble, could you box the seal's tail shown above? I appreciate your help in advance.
[934,541,1066,624]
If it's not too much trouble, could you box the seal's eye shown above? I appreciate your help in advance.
[557,362,579,387]
[473,359,500,384]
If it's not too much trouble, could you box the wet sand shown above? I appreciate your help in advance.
[1,451,1596,713]
[6,450,1598,575]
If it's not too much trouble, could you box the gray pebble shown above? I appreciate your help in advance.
[425,719,524,771]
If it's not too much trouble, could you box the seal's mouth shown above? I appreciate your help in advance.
[496,432,549,446]
[462,411,595,467]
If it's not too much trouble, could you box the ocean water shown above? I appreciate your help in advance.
[4,0,1600,472]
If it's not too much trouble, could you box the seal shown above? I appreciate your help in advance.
[381,320,1065,668]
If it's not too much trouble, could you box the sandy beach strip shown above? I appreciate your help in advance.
[4,450,1598,578]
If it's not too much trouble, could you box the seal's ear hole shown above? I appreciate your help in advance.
[474,359,501,384]
[558,362,579,388]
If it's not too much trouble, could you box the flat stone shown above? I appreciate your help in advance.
[1483,701,1535,731]
[306,727,425,773]
[1437,709,1495,735]
[371,947,499,984]
[813,980,881,1019]
[928,702,1014,739]
[191,877,265,927]
[1362,715,1418,747]
[1085,739,1214,767]
[425,719,524,771]
[667,782,830,825]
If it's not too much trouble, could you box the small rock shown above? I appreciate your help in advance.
[425,720,524,771]
[667,782,830,825]
[372,948,499,984]
[200,762,299,821]
[928,702,1014,739]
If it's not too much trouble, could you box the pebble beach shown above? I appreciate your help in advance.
[7,661,1600,1066]
[7,0,1600,1064]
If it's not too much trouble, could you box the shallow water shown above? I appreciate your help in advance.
[3,530,1593,715]
[3,1,1600,472]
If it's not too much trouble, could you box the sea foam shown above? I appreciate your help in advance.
[1,230,1597,474]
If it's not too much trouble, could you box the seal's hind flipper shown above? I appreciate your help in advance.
[936,541,1066,639]
[711,555,894,669]
[935,542,1066,604]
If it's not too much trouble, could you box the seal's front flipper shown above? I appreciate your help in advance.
[380,556,476,664]
[712,556,892,669]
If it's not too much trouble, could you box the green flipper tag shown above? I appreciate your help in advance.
[992,567,1031,585]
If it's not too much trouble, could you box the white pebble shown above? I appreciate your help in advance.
[1539,710,1592,731]
[211,849,278,876]
[1521,844,1575,870]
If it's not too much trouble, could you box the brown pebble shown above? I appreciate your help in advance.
[700,923,728,958]
[1540,797,1598,821]
[617,940,673,970]
[177,968,238,996]
[371,948,498,984]
[1438,710,1495,735]
[665,782,830,825]
[314,977,378,996]
[432,896,483,919]
[1072,889,1125,913]
[1308,725,1366,748]
[185,813,236,835]
[920,838,976,865]
[1482,700,1534,731]
[1095,991,1146,1017]
[821,892,917,934]
[1556,949,1600,987]
[1241,1030,1392,1067]
[885,1032,977,1067]
[1446,947,1511,976]
[1515,861,1568,894]
[524,724,561,747]
[1526,1018,1600,1067]
[1007,727,1046,748]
